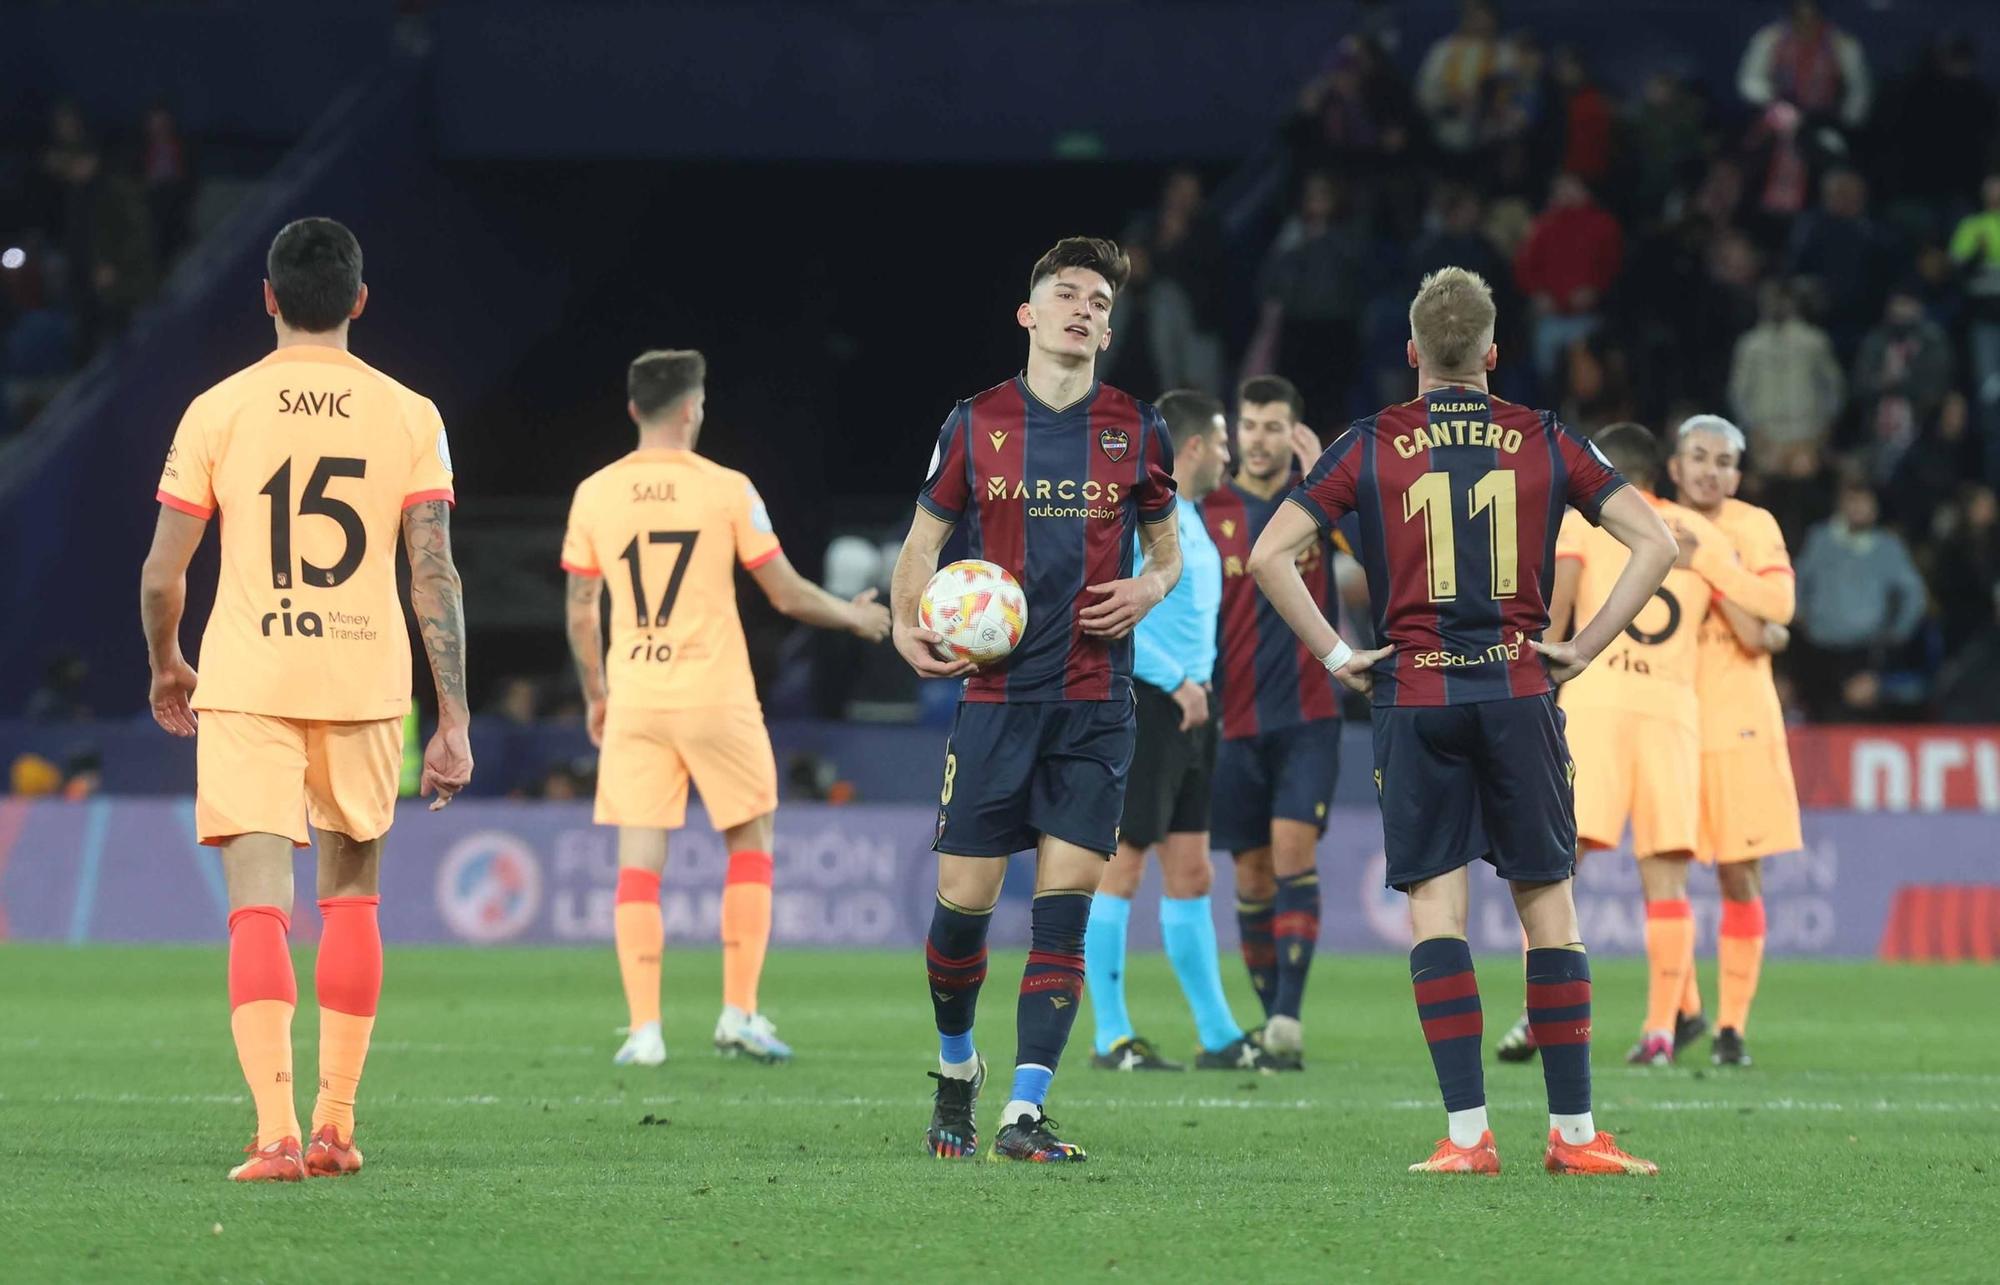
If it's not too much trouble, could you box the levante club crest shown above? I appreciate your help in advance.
[1098,427,1129,462]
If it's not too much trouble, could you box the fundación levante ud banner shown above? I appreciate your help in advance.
[0,798,1992,957]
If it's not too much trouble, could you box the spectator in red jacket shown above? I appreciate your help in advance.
[1553,46,1613,184]
[1515,172,1624,391]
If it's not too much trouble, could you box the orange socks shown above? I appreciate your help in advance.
[615,869,664,1028]
[1679,927,1703,1020]
[1718,898,1767,1034]
[1642,899,1693,1035]
[312,896,382,1143]
[721,850,773,1014]
[227,905,300,1147]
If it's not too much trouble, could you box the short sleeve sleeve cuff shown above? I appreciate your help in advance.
[1140,493,1177,523]
[916,492,962,523]
[156,488,212,520]
[1284,489,1331,530]
[402,488,456,509]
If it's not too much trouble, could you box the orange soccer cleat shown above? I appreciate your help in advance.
[1408,1131,1501,1175]
[303,1124,364,1178]
[1543,1129,1658,1176]
[228,1136,304,1183]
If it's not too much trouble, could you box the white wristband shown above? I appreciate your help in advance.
[1319,639,1353,673]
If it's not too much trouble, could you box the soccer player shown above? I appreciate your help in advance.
[1203,374,1347,1069]
[1667,413,1801,1067]
[890,237,1180,1163]
[1249,266,1669,1176]
[1527,422,1771,1067]
[1084,389,1269,1074]
[139,218,473,1181]
[561,350,890,1068]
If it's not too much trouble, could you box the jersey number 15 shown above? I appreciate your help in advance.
[260,457,366,590]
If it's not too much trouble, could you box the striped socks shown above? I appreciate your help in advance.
[1527,945,1595,1144]
[1235,898,1278,1016]
[1007,890,1090,1121]
[925,894,990,1072]
[312,895,382,1144]
[1410,936,1485,1147]
[1718,897,1767,1034]
[1272,872,1321,1020]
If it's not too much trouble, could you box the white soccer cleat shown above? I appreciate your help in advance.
[613,1021,667,1067]
[714,1009,793,1064]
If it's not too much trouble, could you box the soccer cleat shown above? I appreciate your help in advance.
[1625,1033,1674,1066]
[1090,1035,1183,1072]
[228,1135,304,1183]
[714,1011,793,1064]
[989,1111,1086,1163]
[925,1056,985,1159]
[1495,1011,1539,1063]
[613,1021,667,1067]
[303,1124,363,1178]
[1711,1027,1753,1067]
[1194,1036,1275,1072]
[1543,1128,1658,1176]
[1408,1131,1501,1175]
[1673,1010,1709,1057]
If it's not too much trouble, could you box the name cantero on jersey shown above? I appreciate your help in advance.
[1392,418,1524,459]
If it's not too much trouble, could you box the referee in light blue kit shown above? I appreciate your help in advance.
[1085,390,1272,1072]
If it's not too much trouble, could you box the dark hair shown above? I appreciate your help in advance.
[628,349,707,419]
[266,218,363,333]
[1155,390,1226,448]
[1028,236,1130,297]
[1594,422,1664,488]
[1238,374,1304,421]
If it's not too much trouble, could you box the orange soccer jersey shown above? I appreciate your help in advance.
[1693,498,1802,862]
[1557,495,1721,856]
[1556,496,1719,731]
[156,344,455,721]
[559,448,781,711]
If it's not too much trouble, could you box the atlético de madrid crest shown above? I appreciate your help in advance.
[1098,427,1129,462]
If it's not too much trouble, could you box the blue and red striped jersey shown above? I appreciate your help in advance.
[916,376,1177,703]
[1204,481,1349,740]
[1287,387,1626,707]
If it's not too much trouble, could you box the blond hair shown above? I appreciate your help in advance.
[1408,267,1496,376]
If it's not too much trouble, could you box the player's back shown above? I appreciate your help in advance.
[1558,494,1716,728]
[157,346,454,721]
[1292,386,1626,707]
[1695,497,1790,744]
[560,449,780,711]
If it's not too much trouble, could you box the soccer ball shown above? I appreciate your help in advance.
[919,560,1027,666]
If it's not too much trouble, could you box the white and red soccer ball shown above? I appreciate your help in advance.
[919,559,1027,666]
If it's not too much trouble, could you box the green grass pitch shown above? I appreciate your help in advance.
[2,944,1993,1282]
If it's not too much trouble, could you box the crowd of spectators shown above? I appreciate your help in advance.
[1107,0,2000,723]
[0,99,195,438]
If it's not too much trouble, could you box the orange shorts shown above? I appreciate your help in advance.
[1563,705,1699,858]
[1697,736,1804,864]
[595,703,777,832]
[195,711,402,847]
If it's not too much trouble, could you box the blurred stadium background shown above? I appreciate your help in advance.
[2,0,1997,1277]
[5,0,1994,956]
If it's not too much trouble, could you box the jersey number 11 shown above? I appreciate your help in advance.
[1402,469,1517,602]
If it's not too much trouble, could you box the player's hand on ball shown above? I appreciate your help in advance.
[148,655,200,737]
[421,722,474,810]
[1670,520,1700,568]
[1331,644,1393,695]
[1171,678,1210,730]
[848,588,892,643]
[893,622,976,679]
[1080,576,1162,639]
[1528,638,1589,684]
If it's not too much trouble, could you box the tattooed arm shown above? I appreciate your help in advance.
[401,499,474,808]
[565,571,608,746]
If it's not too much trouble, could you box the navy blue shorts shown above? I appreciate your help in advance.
[1372,692,1576,891]
[933,699,1136,858]
[1210,719,1343,856]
